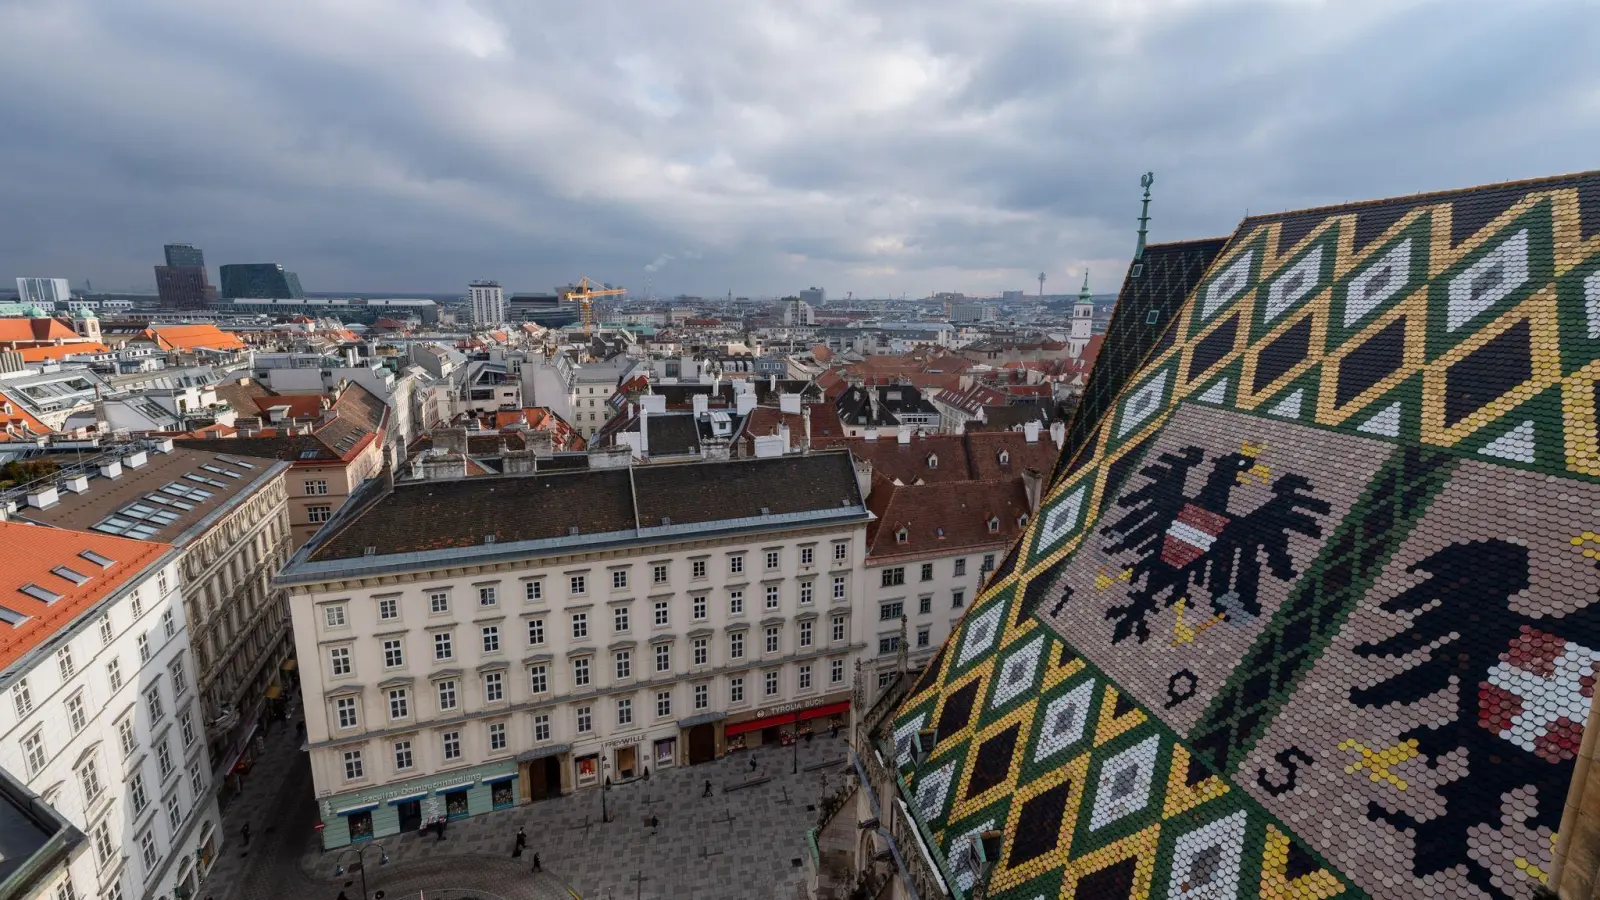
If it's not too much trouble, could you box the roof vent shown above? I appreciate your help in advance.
[98,460,123,480]
[61,475,89,494]
[660,517,672,527]
[484,534,497,544]
[363,546,377,557]
[152,438,175,453]
[760,507,770,516]
[568,526,580,536]
[26,487,59,509]
[124,451,148,469]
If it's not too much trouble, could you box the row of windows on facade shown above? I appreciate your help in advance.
[326,543,851,614]
[18,659,194,784]
[26,681,205,900]
[877,590,967,622]
[11,603,182,775]
[329,615,852,689]
[322,574,852,635]
[877,553,996,588]
[334,659,849,779]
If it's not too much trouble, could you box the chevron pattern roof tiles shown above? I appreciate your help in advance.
[887,170,1600,900]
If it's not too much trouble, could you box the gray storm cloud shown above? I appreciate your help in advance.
[0,0,1595,296]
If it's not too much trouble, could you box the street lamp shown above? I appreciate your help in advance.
[791,709,801,775]
[600,756,613,823]
[332,840,390,900]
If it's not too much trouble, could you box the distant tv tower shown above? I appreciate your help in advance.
[1037,272,1046,298]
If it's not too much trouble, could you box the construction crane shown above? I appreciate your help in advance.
[562,277,627,337]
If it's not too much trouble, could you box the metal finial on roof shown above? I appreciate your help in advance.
[1134,171,1155,261]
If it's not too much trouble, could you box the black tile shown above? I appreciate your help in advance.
[1252,317,1313,393]
[1186,315,1238,383]
[1075,858,1138,900]
[1443,319,1532,427]
[1008,780,1071,865]
[1334,318,1407,407]
[937,680,980,740]
[965,724,1019,799]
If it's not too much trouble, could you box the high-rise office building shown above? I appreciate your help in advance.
[220,263,304,299]
[469,280,505,327]
[15,277,71,306]
[799,286,825,306]
[164,242,206,268]
[156,243,216,308]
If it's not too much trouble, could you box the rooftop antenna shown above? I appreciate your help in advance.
[1037,272,1046,298]
[1134,171,1155,261]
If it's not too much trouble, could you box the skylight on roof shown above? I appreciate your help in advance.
[50,566,89,586]
[299,450,321,459]
[214,455,256,469]
[19,583,61,604]
[185,473,227,488]
[78,550,115,568]
[200,464,242,479]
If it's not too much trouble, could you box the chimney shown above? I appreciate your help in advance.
[588,444,633,469]
[897,426,910,445]
[640,394,666,414]
[525,429,554,458]
[769,373,777,393]
[638,407,650,457]
[735,393,756,416]
[802,406,812,452]
[692,393,709,416]
[435,427,468,455]
[418,451,467,480]
[863,427,877,441]
[1021,467,1044,512]
[1050,420,1066,449]
[779,422,791,453]
[501,449,537,475]
[779,394,801,415]
[852,457,873,500]
[1024,420,1041,443]
[701,436,731,461]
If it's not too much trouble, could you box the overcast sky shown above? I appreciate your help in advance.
[2,0,1596,299]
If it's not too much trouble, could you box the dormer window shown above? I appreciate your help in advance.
[987,517,1000,533]
[896,527,909,545]
[997,450,1010,465]
[1018,514,1029,528]
[927,453,939,469]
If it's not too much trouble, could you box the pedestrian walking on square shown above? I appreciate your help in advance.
[650,814,659,835]
[241,823,251,847]
[702,780,713,798]
[515,826,527,854]
[749,754,758,772]
[532,853,543,872]
[830,720,840,739]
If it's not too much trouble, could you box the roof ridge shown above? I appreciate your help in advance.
[1237,167,1600,226]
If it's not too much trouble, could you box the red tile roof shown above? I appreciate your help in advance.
[866,478,1032,560]
[142,323,247,352]
[0,522,173,669]
[15,342,112,363]
[0,318,80,346]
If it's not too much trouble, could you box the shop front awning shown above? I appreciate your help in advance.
[515,744,571,763]
[676,711,728,728]
[334,802,379,816]
[724,701,851,739]
[482,773,517,784]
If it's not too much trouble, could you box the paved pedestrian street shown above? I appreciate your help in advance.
[200,723,850,900]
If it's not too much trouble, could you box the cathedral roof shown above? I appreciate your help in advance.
[887,169,1600,900]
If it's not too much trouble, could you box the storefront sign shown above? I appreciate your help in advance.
[318,761,516,818]
[752,692,851,720]
[599,735,639,749]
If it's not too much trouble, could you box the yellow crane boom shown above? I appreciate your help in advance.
[562,277,627,337]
